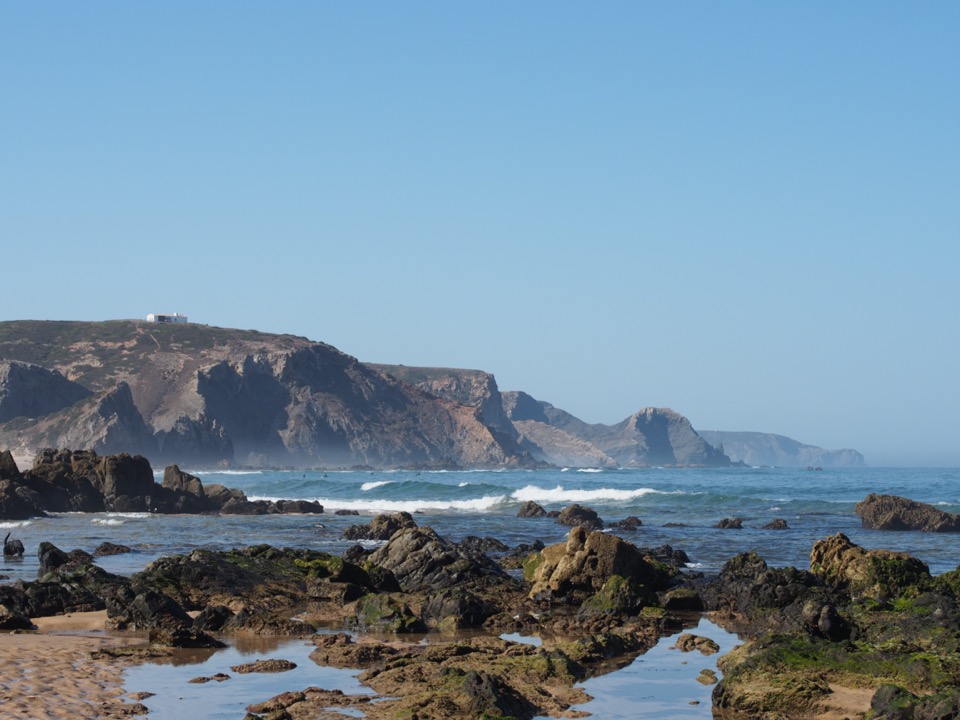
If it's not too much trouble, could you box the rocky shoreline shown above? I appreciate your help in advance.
[3,450,960,718]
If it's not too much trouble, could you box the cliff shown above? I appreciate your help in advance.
[369,371,730,468]
[502,391,731,468]
[0,321,535,469]
[697,430,865,467]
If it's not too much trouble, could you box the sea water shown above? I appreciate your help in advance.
[3,466,959,718]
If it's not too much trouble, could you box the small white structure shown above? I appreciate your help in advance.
[146,313,189,324]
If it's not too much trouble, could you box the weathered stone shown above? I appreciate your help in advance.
[161,464,206,497]
[810,532,931,601]
[556,503,603,530]
[517,500,547,517]
[715,517,743,529]
[341,511,417,541]
[529,527,674,605]
[856,493,960,532]
[366,525,506,593]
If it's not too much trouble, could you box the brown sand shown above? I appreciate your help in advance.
[0,612,142,719]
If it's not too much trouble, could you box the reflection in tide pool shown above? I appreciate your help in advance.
[553,617,741,720]
[122,636,372,720]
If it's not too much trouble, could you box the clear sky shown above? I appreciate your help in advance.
[2,3,958,466]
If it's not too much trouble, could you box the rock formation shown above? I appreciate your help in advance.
[502,391,730,467]
[855,493,960,532]
[0,449,323,519]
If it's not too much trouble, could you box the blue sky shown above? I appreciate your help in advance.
[2,3,958,465]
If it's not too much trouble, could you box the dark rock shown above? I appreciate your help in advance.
[517,500,547,517]
[458,536,509,555]
[640,544,690,568]
[148,625,225,648]
[161,465,206,497]
[856,493,960,532]
[334,509,359,516]
[421,587,495,629]
[714,517,743,529]
[366,525,507,593]
[192,604,234,632]
[610,516,643,531]
[93,542,133,557]
[38,541,70,574]
[0,601,33,630]
[230,659,297,674]
[341,544,371,564]
[352,593,426,633]
[273,499,323,514]
[0,450,22,481]
[556,503,603,530]
[762,518,789,530]
[341,511,418,541]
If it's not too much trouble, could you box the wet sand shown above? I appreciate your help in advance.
[0,612,142,720]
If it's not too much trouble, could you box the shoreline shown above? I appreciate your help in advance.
[0,612,142,720]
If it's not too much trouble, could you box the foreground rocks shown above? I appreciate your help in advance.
[0,449,323,518]
[697,532,960,719]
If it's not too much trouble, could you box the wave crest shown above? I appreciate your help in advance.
[510,484,668,504]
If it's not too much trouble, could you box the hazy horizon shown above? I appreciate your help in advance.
[2,4,957,467]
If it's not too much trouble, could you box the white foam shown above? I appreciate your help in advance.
[458,482,471,488]
[576,468,605,473]
[510,484,668,504]
[0,520,32,529]
[93,518,125,526]
[361,480,394,491]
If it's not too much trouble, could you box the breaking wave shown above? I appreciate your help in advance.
[247,494,509,514]
[360,480,394,491]
[510,484,674,504]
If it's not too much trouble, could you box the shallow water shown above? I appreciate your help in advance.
[122,635,373,720]
[121,620,741,719]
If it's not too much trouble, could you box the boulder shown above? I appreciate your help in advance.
[0,450,22,481]
[366,526,506,593]
[341,511,417,541]
[810,532,931,601]
[352,593,426,633]
[517,500,547,517]
[855,493,960,532]
[715,517,743,529]
[161,464,206,498]
[528,527,674,605]
[763,518,789,530]
[556,503,603,530]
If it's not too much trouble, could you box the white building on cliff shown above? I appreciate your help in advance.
[146,313,188,324]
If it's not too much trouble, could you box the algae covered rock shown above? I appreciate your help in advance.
[810,532,931,601]
[529,526,673,605]
[353,593,426,633]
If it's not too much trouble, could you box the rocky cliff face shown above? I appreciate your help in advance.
[0,360,91,422]
[505,392,730,467]
[697,430,865,467]
[0,321,534,469]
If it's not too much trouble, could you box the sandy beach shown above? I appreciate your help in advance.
[0,612,142,720]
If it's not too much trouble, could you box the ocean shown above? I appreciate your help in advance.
[3,465,959,718]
